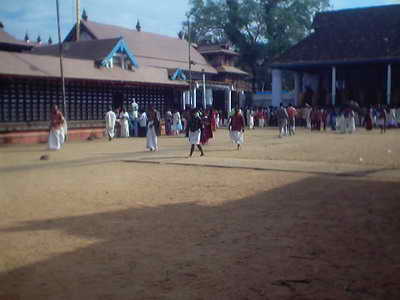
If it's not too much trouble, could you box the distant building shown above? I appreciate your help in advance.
[270,4,400,107]
[0,14,249,144]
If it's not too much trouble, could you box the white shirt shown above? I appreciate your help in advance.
[139,112,147,127]
[131,102,139,112]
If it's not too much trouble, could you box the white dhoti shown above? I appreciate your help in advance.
[249,117,254,129]
[146,124,158,150]
[189,129,201,145]
[106,123,115,139]
[259,119,265,128]
[105,111,116,139]
[230,130,244,145]
[120,120,129,137]
[48,128,65,150]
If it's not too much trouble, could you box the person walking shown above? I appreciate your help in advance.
[229,108,245,150]
[187,109,204,158]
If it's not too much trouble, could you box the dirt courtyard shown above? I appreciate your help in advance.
[1,128,400,300]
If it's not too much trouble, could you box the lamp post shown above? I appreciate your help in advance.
[56,0,67,122]
[202,68,206,110]
[187,14,192,108]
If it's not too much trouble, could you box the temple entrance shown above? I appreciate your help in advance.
[212,90,226,112]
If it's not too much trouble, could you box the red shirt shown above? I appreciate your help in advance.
[230,114,245,131]
[287,107,297,118]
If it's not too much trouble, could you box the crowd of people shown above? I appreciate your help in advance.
[48,99,400,155]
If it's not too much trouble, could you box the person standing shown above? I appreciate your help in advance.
[130,99,139,137]
[146,106,158,151]
[201,110,213,145]
[277,104,289,138]
[304,103,312,130]
[48,105,66,150]
[187,109,205,158]
[165,110,173,136]
[377,106,387,134]
[247,108,254,129]
[286,104,297,135]
[139,110,147,137]
[119,107,130,138]
[105,107,116,141]
[229,108,245,150]
[365,106,373,131]
[258,108,265,128]
[172,109,182,135]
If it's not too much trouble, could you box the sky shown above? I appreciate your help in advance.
[0,0,399,43]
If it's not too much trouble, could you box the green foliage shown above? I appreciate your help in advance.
[182,0,330,91]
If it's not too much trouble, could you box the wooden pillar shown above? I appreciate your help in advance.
[387,64,392,105]
[272,69,282,107]
[193,87,197,109]
[182,91,186,111]
[332,66,336,106]
[227,88,232,113]
[294,72,301,106]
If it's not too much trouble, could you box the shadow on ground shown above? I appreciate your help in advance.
[1,176,400,300]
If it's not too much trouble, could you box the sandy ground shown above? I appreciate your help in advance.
[0,128,400,300]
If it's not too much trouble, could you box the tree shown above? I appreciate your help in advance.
[182,0,330,91]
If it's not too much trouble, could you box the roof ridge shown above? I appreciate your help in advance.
[82,19,181,40]
[321,3,400,15]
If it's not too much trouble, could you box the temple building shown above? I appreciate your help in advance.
[270,4,400,107]
[0,13,248,144]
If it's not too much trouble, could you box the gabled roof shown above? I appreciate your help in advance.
[0,50,186,87]
[31,38,139,68]
[272,4,400,68]
[170,68,187,81]
[65,20,217,74]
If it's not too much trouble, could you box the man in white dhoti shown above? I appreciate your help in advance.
[118,107,130,138]
[187,109,204,157]
[247,109,254,129]
[105,107,116,141]
[229,108,245,150]
[48,105,65,150]
[146,107,159,151]
[304,103,312,130]
[344,107,355,134]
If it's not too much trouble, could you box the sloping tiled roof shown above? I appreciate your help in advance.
[216,65,248,76]
[0,28,32,48]
[273,4,400,67]
[197,45,239,56]
[30,38,120,61]
[0,51,186,87]
[75,20,217,74]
